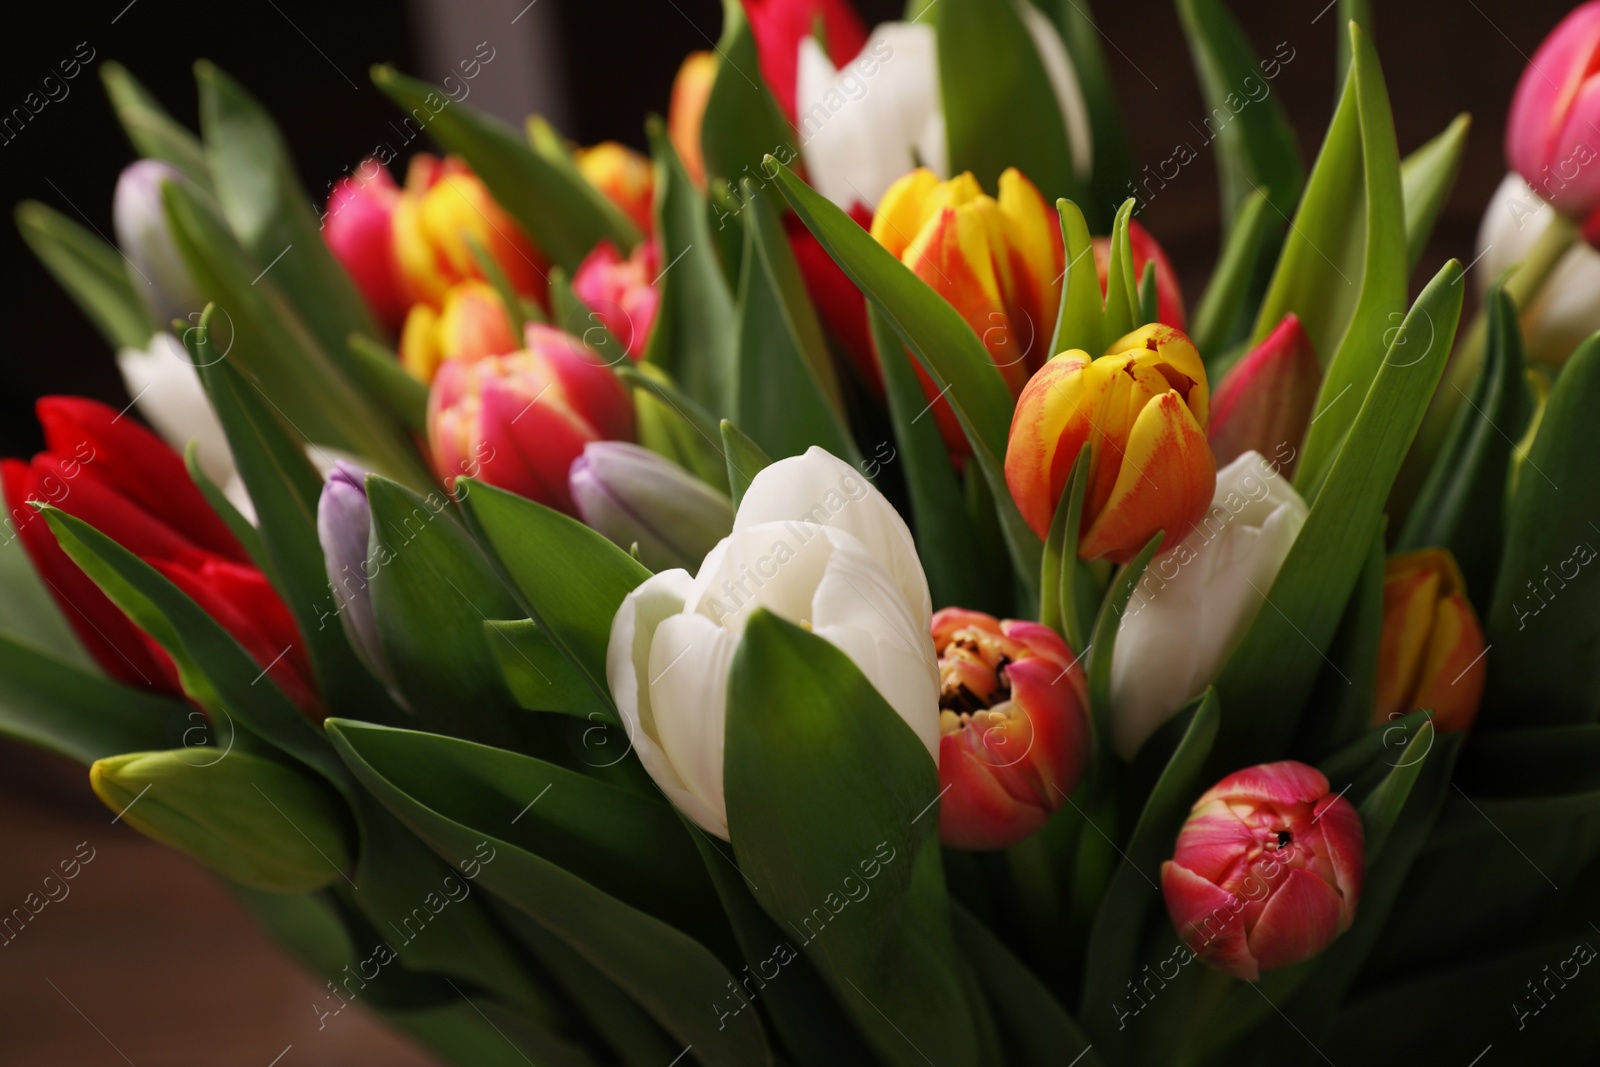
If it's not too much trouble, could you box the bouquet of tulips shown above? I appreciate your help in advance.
[7,0,1600,1062]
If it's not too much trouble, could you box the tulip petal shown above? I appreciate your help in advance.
[1244,867,1344,974]
[1161,859,1258,981]
[1198,761,1331,809]
[1079,390,1215,563]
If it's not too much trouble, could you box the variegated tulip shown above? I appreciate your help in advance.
[1208,314,1321,476]
[1006,324,1216,563]
[576,141,655,236]
[1506,1,1600,222]
[1373,549,1486,734]
[322,159,408,330]
[1162,762,1363,981]
[398,278,520,383]
[572,239,661,359]
[934,609,1088,850]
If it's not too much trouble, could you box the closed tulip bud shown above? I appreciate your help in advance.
[398,279,520,383]
[576,141,656,236]
[393,154,548,310]
[872,168,1064,451]
[322,159,409,330]
[572,239,661,359]
[113,160,201,331]
[1092,220,1187,330]
[1161,761,1363,981]
[934,609,1088,851]
[1208,314,1321,476]
[1006,324,1216,562]
[317,461,394,689]
[569,442,733,572]
[668,51,717,189]
[427,324,635,514]
[1109,452,1306,758]
[1373,549,1486,734]
[91,750,353,893]
[1506,1,1600,222]
[608,447,937,839]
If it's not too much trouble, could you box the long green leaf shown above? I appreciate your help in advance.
[1400,113,1470,272]
[698,0,794,191]
[1045,0,1132,231]
[485,619,612,720]
[1192,187,1274,361]
[100,62,213,191]
[16,201,151,349]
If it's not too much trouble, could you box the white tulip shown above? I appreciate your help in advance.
[1108,451,1308,761]
[794,6,1092,213]
[1477,172,1600,366]
[606,447,939,839]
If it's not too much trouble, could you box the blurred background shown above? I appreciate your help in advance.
[0,0,1577,1061]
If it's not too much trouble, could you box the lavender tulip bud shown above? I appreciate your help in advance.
[569,442,733,572]
[113,160,201,332]
[317,461,392,687]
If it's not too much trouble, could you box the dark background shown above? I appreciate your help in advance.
[0,0,1578,1062]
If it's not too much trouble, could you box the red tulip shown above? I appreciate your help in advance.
[1092,219,1187,330]
[743,0,868,122]
[1506,1,1600,221]
[572,239,661,359]
[2,398,319,713]
[786,203,877,393]
[427,324,636,514]
[323,159,408,331]
[1161,761,1363,981]
[934,609,1089,851]
[1208,314,1321,477]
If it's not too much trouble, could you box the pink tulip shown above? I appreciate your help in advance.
[1507,2,1600,220]
[427,324,635,514]
[1207,314,1321,477]
[1161,761,1363,981]
[934,609,1089,851]
[323,159,408,331]
[572,239,661,359]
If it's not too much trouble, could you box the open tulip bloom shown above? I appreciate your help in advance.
[7,2,1600,1065]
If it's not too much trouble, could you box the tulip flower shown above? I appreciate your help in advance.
[934,609,1088,850]
[1506,1,1600,222]
[317,462,394,690]
[1,398,318,712]
[787,205,877,391]
[398,278,520,383]
[1109,452,1307,759]
[1161,761,1363,981]
[392,153,548,310]
[576,141,656,237]
[1092,220,1188,330]
[1207,314,1321,476]
[607,447,938,839]
[572,239,661,359]
[91,750,352,892]
[744,0,869,122]
[873,167,1064,451]
[113,160,201,332]
[1006,323,1216,562]
[668,51,717,189]
[569,442,734,572]
[322,159,409,331]
[1373,549,1486,734]
[1477,173,1600,366]
[114,331,240,499]
[427,324,635,514]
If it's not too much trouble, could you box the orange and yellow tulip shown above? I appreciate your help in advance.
[1005,323,1216,563]
[1373,549,1486,734]
[398,279,520,383]
[668,51,717,189]
[576,141,655,237]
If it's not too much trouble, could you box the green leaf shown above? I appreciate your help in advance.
[459,480,649,713]
[100,62,213,192]
[370,65,639,270]
[939,0,1081,202]
[1398,286,1528,601]
[197,62,379,362]
[0,523,96,672]
[1138,261,1160,325]
[347,332,430,434]
[1101,200,1142,341]
[183,439,265,566]
[1400,113,1470,272]
[1211,260,1464,770]
[1279,24,1409,495]
[699,0,795,190]
[1045,0,1133,231]
[1049,198,1109,357]
[325,719,773,1066]
[645,118,738,416]
[0,634,191,764]
[1080,691,1218,1058]
[774,163,1043,596]
[16,201,152,349]
[719,420,771,508]
[191,320,403,722]
[1192,187,1275,361]
[1315,707,1431,785]
[486,619,612,720]
[1174,0,1303,227]
[1295,527,1387,759]
[1039,450,1095,653]
[725,611,985,1066]
[619,361,731,489]
[1484,332,1600,727]
[733,183,856,461]
[1087,531,1164,743]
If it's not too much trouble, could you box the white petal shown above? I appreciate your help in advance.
[1016,0,1094,179]
[116,333,234,487]
[647,612,738,838]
